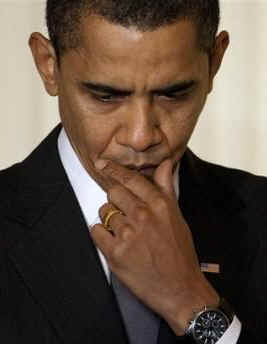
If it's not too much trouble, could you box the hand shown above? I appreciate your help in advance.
[91,158,219,335]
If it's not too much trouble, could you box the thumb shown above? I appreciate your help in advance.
[154,159,175,197]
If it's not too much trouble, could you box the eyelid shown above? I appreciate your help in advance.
[158,84,193,95]
[156,89,192,99]
[90,91,126,103]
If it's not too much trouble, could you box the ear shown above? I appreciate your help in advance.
[208,31,230,93]
[29,32,59,96]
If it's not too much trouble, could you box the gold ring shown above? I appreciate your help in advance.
[103,209,123,229]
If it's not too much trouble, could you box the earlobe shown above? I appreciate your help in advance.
[29,32,59,96]
[208,31,230,93]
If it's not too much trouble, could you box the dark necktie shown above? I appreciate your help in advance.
[111,272,160,344]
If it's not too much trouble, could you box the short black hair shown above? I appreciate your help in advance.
[46,0,220,59]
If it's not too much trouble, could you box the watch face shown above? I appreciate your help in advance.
[192,310,229,344]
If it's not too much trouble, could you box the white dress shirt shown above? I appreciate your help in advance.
[58,127,241,343]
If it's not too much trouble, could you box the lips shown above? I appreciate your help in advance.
[124,164,158,179]
[126,164,158,171]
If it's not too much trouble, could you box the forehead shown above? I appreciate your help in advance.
[61,16,207,89]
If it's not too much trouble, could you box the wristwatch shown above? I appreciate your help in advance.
[185,298,235,344]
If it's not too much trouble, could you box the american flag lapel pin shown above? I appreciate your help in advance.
[200,263,220,274]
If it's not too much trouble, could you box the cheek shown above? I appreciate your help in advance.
[82,121,113,159]
[163,100,205,160]
[58,92,117,162]
[73,117,118,165]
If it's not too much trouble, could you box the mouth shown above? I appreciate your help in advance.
[126,164,158,177]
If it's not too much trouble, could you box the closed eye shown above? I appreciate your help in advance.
[153,81,197,102]
[81,82,132,103]
[90,92,126,103]
[156,90,192,101]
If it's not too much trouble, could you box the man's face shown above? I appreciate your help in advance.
[35,17,224,181]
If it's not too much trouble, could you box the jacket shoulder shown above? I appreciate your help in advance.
[0,164,21,214]
[184,149,267,205]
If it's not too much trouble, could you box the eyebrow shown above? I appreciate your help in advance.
[81,80,197,96]
[81,82,132,96]
[152,80,196,94]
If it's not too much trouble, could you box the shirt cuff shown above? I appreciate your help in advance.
[217,316,242,344]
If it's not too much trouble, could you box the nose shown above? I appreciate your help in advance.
[115,99,162,152]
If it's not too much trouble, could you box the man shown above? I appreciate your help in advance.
[0,0,266,343]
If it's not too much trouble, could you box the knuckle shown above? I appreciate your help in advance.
[99,203,109,218]
[134,205,150,223]
[121,231,132,242]
[120,224,133,239]
[121,173,134,185]
[108,184,123,200]
[104,163,118,179]
[106,188,114,202]
[90,225,99,239]
[105,163,134,185]
[102,243,112,258]
[153,196,168,212]
[110,245,125,263]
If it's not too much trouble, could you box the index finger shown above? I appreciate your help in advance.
[94,159,161,203]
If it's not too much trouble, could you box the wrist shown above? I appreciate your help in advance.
[171,295,220,336]
[164,276,220,335]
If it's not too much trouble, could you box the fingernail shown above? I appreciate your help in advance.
[94,159,108,170]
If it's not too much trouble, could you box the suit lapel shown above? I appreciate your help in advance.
[6,126,128,344]
[178,149,256,302]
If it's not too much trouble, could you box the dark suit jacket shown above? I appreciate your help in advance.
[0,125,266,343]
